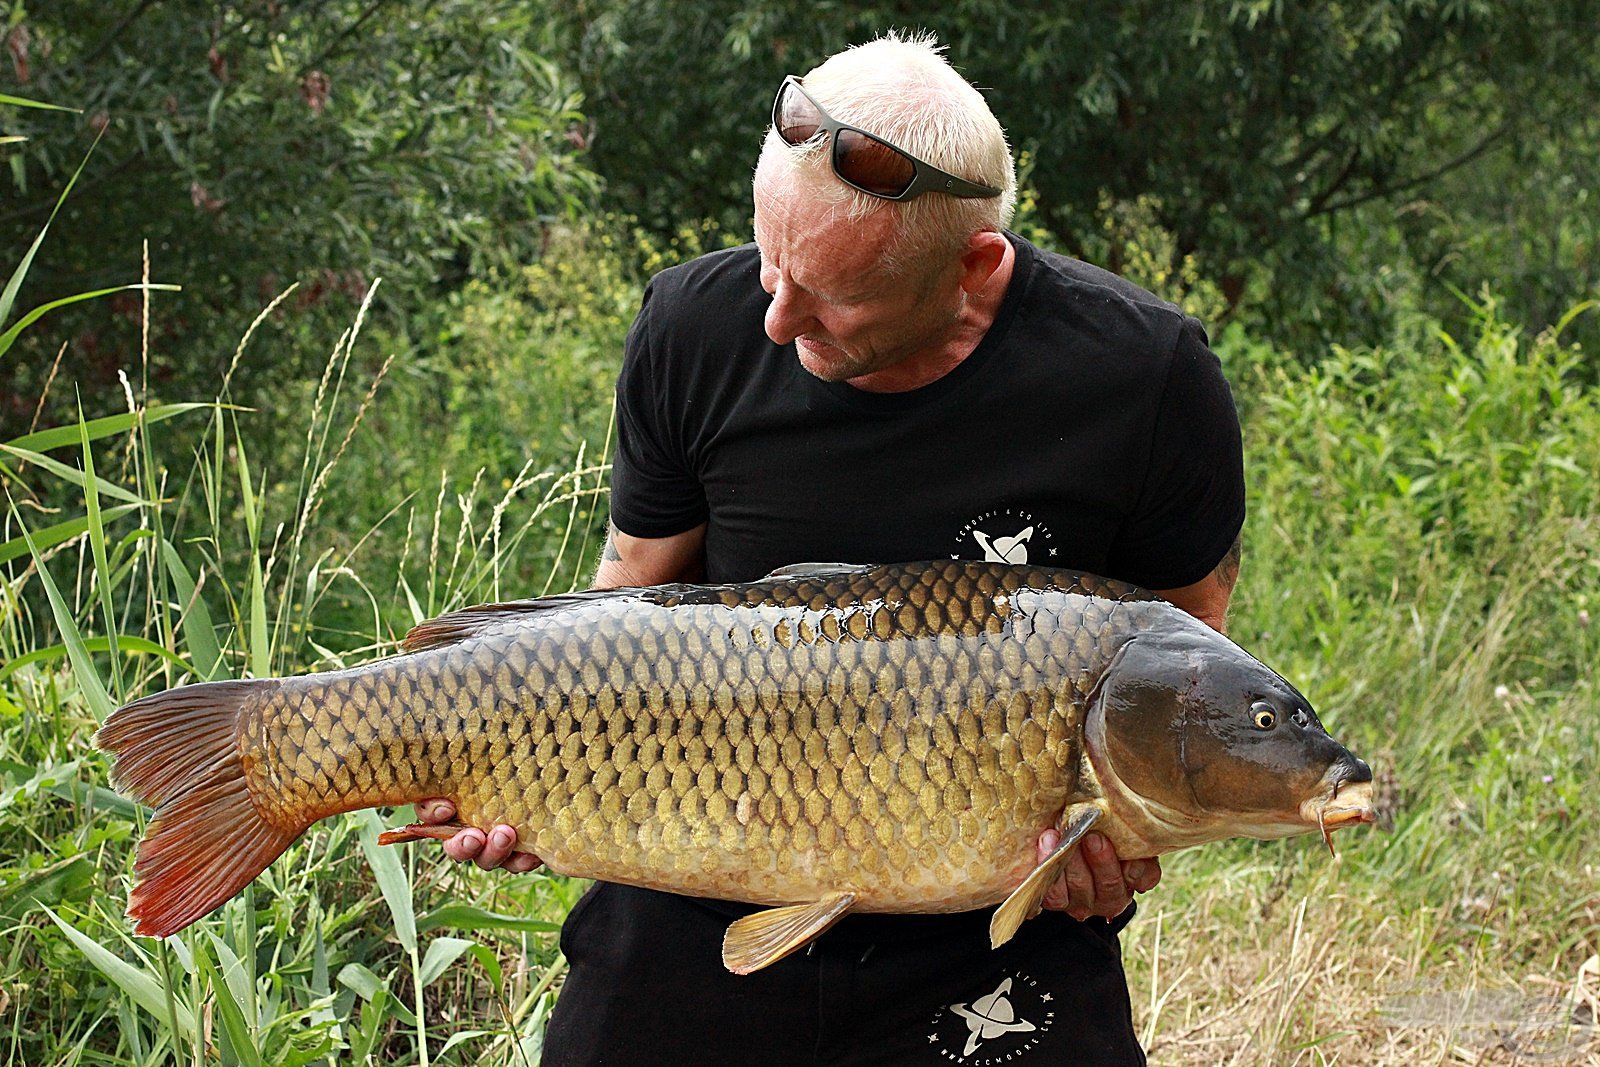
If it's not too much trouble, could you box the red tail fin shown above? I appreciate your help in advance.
[95,680,305,937]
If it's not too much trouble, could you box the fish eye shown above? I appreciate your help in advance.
[1250,700,1277,730]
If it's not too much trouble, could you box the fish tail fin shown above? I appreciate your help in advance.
[95,680,304,937]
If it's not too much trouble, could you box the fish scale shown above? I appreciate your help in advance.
[96,557,1376,967]
[228,560,1149,913]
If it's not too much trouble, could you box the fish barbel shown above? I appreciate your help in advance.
[97,560,1375,973]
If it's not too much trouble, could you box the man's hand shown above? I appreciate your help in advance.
[417,799,542,873]
[1037,829,1160,921]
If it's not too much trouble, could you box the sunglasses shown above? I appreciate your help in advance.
[771,75,1002,202]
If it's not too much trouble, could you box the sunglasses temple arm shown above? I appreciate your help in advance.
[943,173,1003,199]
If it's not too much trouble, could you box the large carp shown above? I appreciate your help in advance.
[97,560,1375,973]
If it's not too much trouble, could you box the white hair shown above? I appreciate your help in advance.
[755,31,1017,276]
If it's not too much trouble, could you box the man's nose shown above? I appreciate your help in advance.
[764,284,812,346]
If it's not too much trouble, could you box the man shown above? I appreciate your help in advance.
[419,32,1244,1065]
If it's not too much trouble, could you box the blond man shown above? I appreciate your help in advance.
[423,33,1243,1065]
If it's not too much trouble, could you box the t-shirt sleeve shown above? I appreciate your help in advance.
[606,280,710,538]
[1105,317,1245,590]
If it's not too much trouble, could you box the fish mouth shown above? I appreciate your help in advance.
[1300,778,1376,856]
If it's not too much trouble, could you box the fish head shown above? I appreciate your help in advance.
[1088,625,1375,852]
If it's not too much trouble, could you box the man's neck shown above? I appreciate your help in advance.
[844,239,1017,394]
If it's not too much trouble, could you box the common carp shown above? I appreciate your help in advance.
[97,560,1375,973]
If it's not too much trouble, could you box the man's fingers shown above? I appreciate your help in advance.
[1123,856,1162,894]
[1084,833,1131,917]
[475,825,517,870]
[504,852,543,874]
[1057,842,1095,919]
[417,799,456,823]
[443,827,485,863]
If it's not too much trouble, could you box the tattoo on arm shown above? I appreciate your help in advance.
[1216,534,1242,594]
[601,523,622,562]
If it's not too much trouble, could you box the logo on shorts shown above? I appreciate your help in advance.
[926,972,1057,1062]
[953,509,1057,565]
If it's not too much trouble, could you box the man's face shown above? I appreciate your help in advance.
[753,179,961,384]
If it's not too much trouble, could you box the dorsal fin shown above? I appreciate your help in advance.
[401,589,628,653]
[761,562,873,580]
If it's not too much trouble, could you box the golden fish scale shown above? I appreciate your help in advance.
[238,561,1153,912]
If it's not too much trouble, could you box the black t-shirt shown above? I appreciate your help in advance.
[576,234,1242,1064]
[610,232,1244,589]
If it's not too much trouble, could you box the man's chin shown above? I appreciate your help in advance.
[795,339,861,382]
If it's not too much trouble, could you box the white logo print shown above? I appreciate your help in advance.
[926,970,1056,1062]
[972,526,1034,564]
[952,508,1058,566]
[949,978,1037,1055]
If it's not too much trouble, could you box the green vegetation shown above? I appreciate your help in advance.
[553,0,1600,352]
[3,236,1597,1060]
[3,8,1598,1064]
[3,2,595,425]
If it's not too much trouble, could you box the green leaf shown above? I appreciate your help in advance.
[466,943,503,990]
[308,906,337,1035]
[6,404,213,454]
[356,810,417,955]
[248,556,269,679]
[160,540,228,682]
[338,963,418,1026]
[1551,299,1598,340]
[0,93,81,112]
[0,128,100,333]
[5,499,115,721]
[336,962,386,1002]
[43,906,196,1037]
[205,933,257,1032]
[350,987,393,1061]
[0,443,150,504]
[418,936,475,987]
[0,502,138,566]
[417,904,560,936]
[194,937,265,1067]
[0,857,95,922]
[0,633,187,688]
[80,406,124,699]
[0,283,182,361]
[0,754,142,817]
[437,1029,494,1058]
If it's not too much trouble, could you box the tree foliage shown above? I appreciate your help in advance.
[1,1,597,428]
[553,0,1600,347]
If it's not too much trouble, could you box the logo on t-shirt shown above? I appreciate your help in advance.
[954,509,1057,565]
[925,972,1057,1062]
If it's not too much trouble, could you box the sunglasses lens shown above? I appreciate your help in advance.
[775,83,823,144]
[834,129,916,197]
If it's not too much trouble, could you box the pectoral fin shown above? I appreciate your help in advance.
[376,822,466,846]
[762,563,872,579]
[722,892,856,975]
[989,806,1102,949]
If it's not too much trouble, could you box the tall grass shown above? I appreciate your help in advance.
[1121,296,1600,1064]
[2,268,609,1063]
[2,244,1597,1062]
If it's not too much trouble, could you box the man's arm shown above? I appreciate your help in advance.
[594,521,707,589]
[1153,532,1241,633]
[421,522,707,871]
[1039,533,1242,919]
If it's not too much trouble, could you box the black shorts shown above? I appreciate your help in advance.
[542,882,1146,1067]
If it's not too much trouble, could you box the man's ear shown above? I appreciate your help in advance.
[958,231,1009,295]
